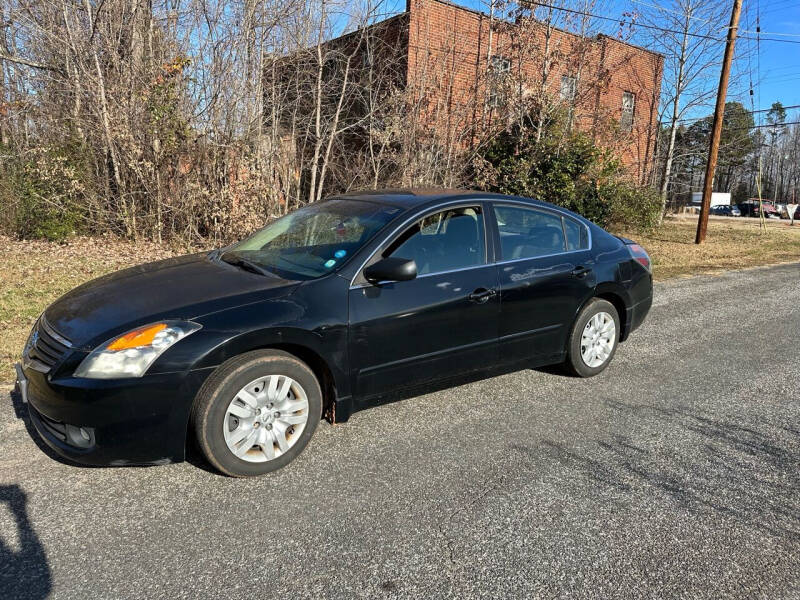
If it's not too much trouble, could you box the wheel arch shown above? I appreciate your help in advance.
[189,327,346,425]
[591,283,632,342]
[265,342,337,422]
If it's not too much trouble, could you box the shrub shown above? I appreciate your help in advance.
[597,179,661,231]
[14,187,83,242]
[0,143,90,242]
[473,115,660,231]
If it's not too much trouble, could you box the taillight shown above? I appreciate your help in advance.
[627,243,651,272]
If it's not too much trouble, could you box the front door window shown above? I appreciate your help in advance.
[383,206,486,275]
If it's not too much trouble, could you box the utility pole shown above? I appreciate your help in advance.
[695,0,743,244]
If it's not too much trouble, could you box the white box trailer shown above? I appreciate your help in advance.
[691,192,731,207]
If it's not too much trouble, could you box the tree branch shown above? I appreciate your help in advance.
[0,51,62,73]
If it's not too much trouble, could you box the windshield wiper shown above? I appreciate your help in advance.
[219,253,270,277]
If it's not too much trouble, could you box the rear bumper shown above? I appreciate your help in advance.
[17,364,214,466]
[623,292,652,341]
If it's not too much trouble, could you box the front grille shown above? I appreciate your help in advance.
[25,317,72,373]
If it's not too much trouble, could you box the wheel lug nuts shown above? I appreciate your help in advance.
[266,424,273,430]
[274,412,280,418]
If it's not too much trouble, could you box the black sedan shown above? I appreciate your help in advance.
[710,205,741,217]
[16,190,653,477]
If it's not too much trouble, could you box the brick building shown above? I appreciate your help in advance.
[348,0,663,182]
[270,0,664,187]
[402,0,664,181]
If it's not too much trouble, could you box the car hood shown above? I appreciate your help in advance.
[44,253,300,348]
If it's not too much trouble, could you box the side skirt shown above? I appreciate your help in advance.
[331,352,565,423]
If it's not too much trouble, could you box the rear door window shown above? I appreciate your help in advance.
[493,205,566,260]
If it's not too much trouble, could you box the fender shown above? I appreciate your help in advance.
[157,288,351,400]
[186,326,350,397]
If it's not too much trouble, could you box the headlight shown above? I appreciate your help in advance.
[74,321,201,379]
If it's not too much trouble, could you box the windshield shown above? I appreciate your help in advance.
[220,199,401,279]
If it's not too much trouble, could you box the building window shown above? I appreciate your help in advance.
[560,75,577,102]
[487,55,511,108]
[621,91,635,132]
[361,42,374,70]
[561,75,578,125]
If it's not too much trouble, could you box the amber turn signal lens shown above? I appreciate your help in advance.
[107,323,168,351]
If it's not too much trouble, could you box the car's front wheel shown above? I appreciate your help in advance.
[564,298,620,377]
[191,350,322,477]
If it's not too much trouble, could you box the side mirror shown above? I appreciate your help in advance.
[364,257,417,283]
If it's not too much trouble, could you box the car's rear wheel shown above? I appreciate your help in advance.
[564,298,620,377]
[191,350,322,477]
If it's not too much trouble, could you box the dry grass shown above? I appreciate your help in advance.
[0,235,182,383]
[618,216,800,281]
[2,218,800,383]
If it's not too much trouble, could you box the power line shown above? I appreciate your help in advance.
[760,64,800,73]
[522,1,800,46]
[745,0,756,123]
[740,30,800,38]
[734,121,800,131]
[671,103,800,125]
[759,74,800,84]
[629,0,800,38]
[745,36,800,45]
[672,121,800,133]
[525,1,722,41]
[756,0,762,127]
[628,0,719,26]
[758,0,800,18]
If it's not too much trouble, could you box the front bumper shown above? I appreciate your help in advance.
[16,363,214,466]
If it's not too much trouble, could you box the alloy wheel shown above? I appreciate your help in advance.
[580,311,616,368]
[223,375,310,463]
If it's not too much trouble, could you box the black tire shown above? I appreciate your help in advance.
[191,350,322,477]
[563,298,621,378]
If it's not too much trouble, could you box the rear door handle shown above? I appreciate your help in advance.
[468,288,497,303]
[572,266,592,278]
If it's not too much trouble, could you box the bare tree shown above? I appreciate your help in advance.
[637,0,733,221]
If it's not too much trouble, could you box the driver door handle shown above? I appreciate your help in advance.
[572,266,592,278]
[469,288,497,303]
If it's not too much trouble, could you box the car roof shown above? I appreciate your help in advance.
[332,189,561,212]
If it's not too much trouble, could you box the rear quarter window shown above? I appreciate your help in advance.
[564,218,589,251]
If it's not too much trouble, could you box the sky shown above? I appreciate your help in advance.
[740,0,800,122]
[381,0,800,125]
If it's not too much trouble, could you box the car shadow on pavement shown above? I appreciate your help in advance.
[522,398,799,541]
[532,364,576,377]
[183,435,222,475]
[0,485,52,600]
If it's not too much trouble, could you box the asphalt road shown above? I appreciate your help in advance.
[1,263,798,599]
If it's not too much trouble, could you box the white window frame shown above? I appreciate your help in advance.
[621,91,636,132]
[560,75,577,102]
[487,55,511,108]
